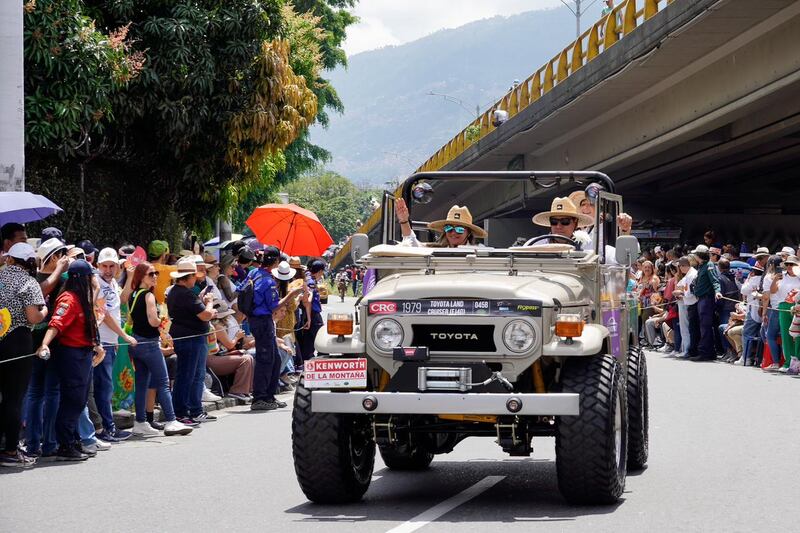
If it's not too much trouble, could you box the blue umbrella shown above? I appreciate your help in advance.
[0,192,62,226]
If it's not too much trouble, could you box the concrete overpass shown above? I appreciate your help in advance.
[335,0,800,266]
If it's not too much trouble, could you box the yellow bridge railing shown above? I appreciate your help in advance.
[331,0,676,268]
[415,0,677,173]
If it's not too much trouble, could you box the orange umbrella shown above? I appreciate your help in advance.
[245,203,334,257]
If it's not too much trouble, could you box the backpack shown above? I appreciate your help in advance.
[237,272,261,317]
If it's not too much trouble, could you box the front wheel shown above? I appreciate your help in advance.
[626,345,649,470]
[292,383,375,503]
[556,354,627,505]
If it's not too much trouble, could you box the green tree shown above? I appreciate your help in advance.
[283,171,380,244]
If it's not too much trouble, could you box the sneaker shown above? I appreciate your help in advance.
[202,389,222,402]
[163,420,193,436]
[763,363,781,372]
[778,366,790,374]
[55,446,88,462]
[132,421,162,438]
[96,430,122,443]
[93,440,112,451]
[148,420,165,431]
[79,443,98,457]
[176,417,200,428]
[227,392,250,402]
[194,412,217,423]
[0,451,36,468]
[250,400,278,411]
[111,429,132,441]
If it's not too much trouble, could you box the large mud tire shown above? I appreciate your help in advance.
[626,345,649,470]
[292,383,375,503]
[379,445,434,470]
[556,354,627,505]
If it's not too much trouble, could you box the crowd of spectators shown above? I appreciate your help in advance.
[634,232,800,375]
[0,222,327,467]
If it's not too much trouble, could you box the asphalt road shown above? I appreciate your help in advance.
[2,297,798,532]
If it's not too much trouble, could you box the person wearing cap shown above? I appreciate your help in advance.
[779,246,795,261]
[1,223,28,266]
[189,254,221,302]
[767,255,800,373]
[0,243,47,467]
[296,259,327,363]
[35,260,105,461]
[147,240,176,305]
[40,227,64,244]
[686,244,722,361]
[235,248,256,282]
[395,198,487,247]
[739,264,766,366]
[207,300,254,402]
[673,256,699,358]
[76,240,97,266]
[167,258,218,423]
[92,248,137,442]
[243,246,304,411]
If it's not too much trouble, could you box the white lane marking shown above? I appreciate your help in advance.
[386,475,505,533]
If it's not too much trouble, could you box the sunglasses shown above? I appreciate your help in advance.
[443,225,466,235]
[549,217,575,226]
[147,271,159,278]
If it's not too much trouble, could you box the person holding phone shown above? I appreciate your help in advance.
[167,258,217,424]
[36,260,103,461]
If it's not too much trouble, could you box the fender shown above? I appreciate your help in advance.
[542,323,609,357]
[314,325,366,355]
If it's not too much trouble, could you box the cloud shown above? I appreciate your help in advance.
[344,0,564,56]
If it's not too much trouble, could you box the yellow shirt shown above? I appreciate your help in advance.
[153,263,177,305]
[276,278,304,341]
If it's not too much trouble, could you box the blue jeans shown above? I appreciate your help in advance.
[764,308,782,365]
[742,316,762,364]
[93,344,117,433]
[78,406,97,446]
[24,357,60,455]
[130,335,176,423]
[172,336,207,418]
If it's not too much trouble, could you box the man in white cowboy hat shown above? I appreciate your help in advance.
[531,197,595,246]
[395,198,487,247]
[752,247,771,270]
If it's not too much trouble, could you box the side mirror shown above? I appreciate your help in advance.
[615,235,640,266]
[350,233,369,263]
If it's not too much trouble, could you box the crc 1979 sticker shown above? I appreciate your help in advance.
[367,300,542,317]
[304,358,367,389]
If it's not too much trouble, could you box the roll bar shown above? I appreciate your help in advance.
[400,171,616,205]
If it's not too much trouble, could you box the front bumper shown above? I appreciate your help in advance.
[311,391,580,416]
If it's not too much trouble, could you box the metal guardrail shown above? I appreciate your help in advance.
[332,0,677,269]
[416,0,678,174]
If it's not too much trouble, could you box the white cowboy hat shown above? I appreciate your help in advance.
[271,260,297,281]
[427,205,487,238]
[532,197,594,228]
[753,247,771,258]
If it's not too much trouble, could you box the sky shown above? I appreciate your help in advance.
[343,0,569,56]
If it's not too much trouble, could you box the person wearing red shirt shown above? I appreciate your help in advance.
[36,260,105,462]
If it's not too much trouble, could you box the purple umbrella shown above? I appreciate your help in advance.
[0,192,62,226]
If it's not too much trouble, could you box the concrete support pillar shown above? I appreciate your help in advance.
[0,2,24,191]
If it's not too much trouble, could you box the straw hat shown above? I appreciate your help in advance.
[288,256,304,269]
[568,190,587,207]
[170,258,198,279]
[212,300,236,319]
[753,247,770,258]
[532,197,594,228]
[427,205,487,238]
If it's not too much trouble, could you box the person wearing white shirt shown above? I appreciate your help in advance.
[770,256,800,371]
[673,257,698,357]
[739,266,765,365]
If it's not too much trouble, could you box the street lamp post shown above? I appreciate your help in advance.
[560,0,600,38]
[427,91,481,120]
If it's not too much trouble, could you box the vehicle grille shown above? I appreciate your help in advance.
[411,324,496,353]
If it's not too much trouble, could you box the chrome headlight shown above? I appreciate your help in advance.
[503,320,536,353]
[372,319,404,351]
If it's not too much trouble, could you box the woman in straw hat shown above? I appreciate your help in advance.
[395,198,487,248]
